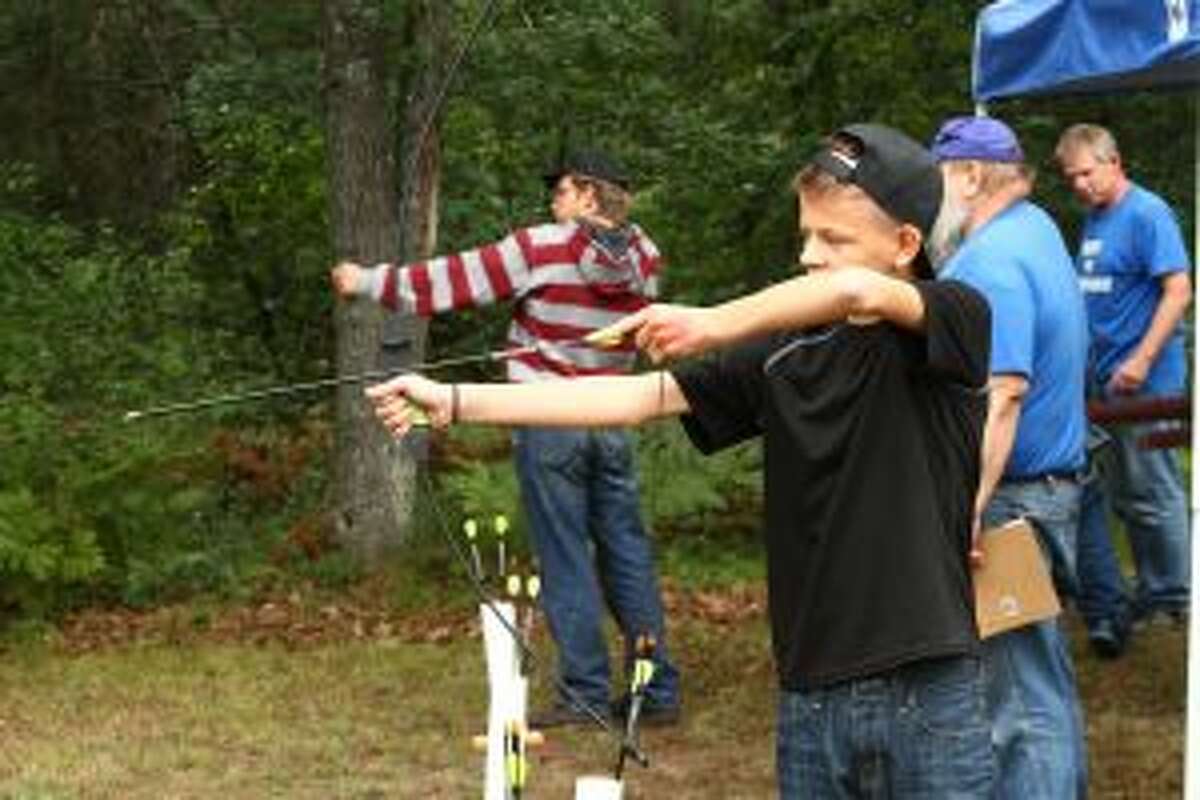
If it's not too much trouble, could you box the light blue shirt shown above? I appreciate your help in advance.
[941,200,1088,476]
[1077,183,1190,396]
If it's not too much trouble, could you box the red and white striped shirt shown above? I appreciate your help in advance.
[361,220,662,382]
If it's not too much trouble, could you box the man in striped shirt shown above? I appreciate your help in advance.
[330,150,681,728]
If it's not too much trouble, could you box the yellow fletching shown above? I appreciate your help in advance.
[505,754,527,788]
[584,323,626,348]
[505,722,528,788]
[633,658,656,691]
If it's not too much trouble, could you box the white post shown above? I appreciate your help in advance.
[574,775,625,800]
[481,601,525,800]
[1184,89,1199,800]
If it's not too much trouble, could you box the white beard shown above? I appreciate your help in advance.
[926,191,971,273]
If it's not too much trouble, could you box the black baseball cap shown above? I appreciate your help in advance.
[809,123,943,277]
[543,148,632,191]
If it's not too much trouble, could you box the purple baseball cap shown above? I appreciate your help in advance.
[931,116,1024,164]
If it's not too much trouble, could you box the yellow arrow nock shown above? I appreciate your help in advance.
[583,321,627,348]
[404,401,431,426]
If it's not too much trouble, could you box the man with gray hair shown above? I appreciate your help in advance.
[1056,123,1192,644]
[931,114,1090,799]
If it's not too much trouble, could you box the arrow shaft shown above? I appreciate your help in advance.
[124,345,537,421]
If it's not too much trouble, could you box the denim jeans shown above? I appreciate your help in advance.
[513,426,679,710]
[1076,458,1132,633]
[776,656,993,799]
[981,479,1087,799]
[1083,421,1191,617]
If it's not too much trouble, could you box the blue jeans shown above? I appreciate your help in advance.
[513,426,679,710]
[1076,453,1132,633]
[1082,421,1191,617]
[776,656,993,799]
[981,479,1087,799]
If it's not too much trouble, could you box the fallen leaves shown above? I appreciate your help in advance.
[50,581,768,655]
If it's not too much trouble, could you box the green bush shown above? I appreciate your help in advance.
[0,486,104,618]
[171,59,331,382]
[637,422,762,533]
[0,211,317,618]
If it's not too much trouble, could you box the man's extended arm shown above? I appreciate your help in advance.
[331,231,532,316]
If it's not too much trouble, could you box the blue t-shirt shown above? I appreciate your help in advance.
[1077,183,1190,396]
[941,200,1088,477]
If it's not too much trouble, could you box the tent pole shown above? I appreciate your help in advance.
[1186,88,1199,800]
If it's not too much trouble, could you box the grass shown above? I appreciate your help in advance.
[0,610,776,799]
[0,640,485,798]
[0,538,1187,799]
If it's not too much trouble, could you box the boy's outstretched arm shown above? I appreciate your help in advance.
[330,230,532,316]
[606,267,924,362]
[366,372,690,438]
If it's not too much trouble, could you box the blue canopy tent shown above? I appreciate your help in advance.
[973,1,1200,794]
[975,0,1200,101]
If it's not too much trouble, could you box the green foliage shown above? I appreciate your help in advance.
[0,214,198,616]
[0,0,1194,625]
[432,426,531,578]
[0,161,49,213]
[638,422,762,532]
[290,551,365,591]
[0,487,104,618]
[0,211,336,619]
[440,459,525,531]
[171,55,331,382]
[657,527,765,588]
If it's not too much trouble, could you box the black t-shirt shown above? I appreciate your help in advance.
[671,280,990,690]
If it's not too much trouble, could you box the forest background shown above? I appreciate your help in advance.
[2,0,1193,620]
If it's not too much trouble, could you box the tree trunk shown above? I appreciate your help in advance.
[662,0,689,37]
[384,0,443,385]
[764,0,789,20]
[321,0,436,564]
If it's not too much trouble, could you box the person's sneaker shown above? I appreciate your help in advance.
[1088,617,1128,659]
[611,695,682,728]
[528,701,609,730]
[1132,606,1189,632]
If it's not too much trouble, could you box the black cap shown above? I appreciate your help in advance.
[543,149,632,191]
[810,124,943,276]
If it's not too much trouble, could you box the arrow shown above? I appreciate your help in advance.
[122,345,537,422]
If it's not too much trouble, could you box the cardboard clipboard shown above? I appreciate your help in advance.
[973,518,1062,639]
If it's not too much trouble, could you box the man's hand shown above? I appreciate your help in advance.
[969,515,985,570]
[599,304,722,363]
[1107,354,1150,395]
[330,261,366,298]
[366,374,453,436]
